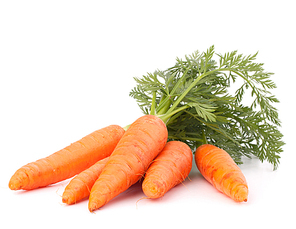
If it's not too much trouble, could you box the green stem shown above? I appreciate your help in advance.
[194,130,208,149]
[123,124,130,131]
[157,67,191,115]
[202,130,208,144]
[159,104,190,124]
[168,135,204,143]
[161,66,255,119]
[166,69,218,115]
[165,110,184,126]
[150,91,157,115]
[157,97,172,115]
[170,67,190,96]
[230,69,262,105]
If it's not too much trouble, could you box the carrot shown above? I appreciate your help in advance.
[142,141,192,199]
[88,115,168,212]
[9,125,125,190]
[62,157,109,205]
[195,144,248,202]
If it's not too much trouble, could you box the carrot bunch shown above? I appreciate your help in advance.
[8,115,195,211]
[8,114,248,212]
[9,46,284,212]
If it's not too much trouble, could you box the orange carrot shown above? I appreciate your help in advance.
[142,141,192,199]
[9,125,125,190]
[88,115,168,212]
[195,144,248,202]
[62,157,109,205]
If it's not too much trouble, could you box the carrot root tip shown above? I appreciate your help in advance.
[88,203,98,213]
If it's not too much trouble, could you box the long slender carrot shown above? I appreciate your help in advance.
[195,144,248,202]
[9,125,125,190]
[142,141,192,199]
[88,115,168,212]
[62,157,109,205]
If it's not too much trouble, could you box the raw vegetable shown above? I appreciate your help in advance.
[195,144,248,202]
[8,46,284,211]
[62,157,109,205]
[130,45,284,169]
[9,125,124,190]
[88,115,168,212]
[142,141,192,199]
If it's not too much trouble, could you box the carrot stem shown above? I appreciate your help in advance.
[157,97,172,115]
[159,105,190,124]
[150,91,157,116]
[165,70,215,115]
[202,130,208,144]
[123,124,130,131]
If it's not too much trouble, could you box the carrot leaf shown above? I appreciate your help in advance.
[129,45,285,169]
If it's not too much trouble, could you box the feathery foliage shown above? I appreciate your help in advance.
[130,46,284,169]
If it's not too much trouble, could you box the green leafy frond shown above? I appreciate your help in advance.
[129,45,284,169]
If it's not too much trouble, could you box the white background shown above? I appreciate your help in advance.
[1,0,295,228]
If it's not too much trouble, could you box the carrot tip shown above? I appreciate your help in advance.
[235,186,248,202]
[88,203,98,213]
[8,177,22,190]
[62,196,69,204]
[142,179,165,199]
[62,192,79,205]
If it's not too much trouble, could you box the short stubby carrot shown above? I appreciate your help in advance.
[142,141,192,199]
[62,157,109,205]
[9,125,125,190]
[195,144,248,202]
[88,115,168,212]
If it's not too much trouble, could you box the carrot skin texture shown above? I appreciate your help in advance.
[62,157,109,205]
[195,144,248,202]
[88,115,168,212]
[142,141,193,199]
[9,125,125,190]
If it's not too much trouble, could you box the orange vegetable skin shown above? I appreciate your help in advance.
[142,141,192,199]
[62,157,109,205]
[9,125,125,190]
[88,115,168,212]
[195,144,248,202]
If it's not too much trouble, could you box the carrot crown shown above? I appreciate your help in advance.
[130,45,284,169]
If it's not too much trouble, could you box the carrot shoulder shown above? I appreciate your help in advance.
[62,157,109,205]
[88,115,168,212]
[142,141,192,199]
[9,125,124,190]
[195,144,248,202]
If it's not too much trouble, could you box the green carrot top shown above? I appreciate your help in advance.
[129,45,284,169]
